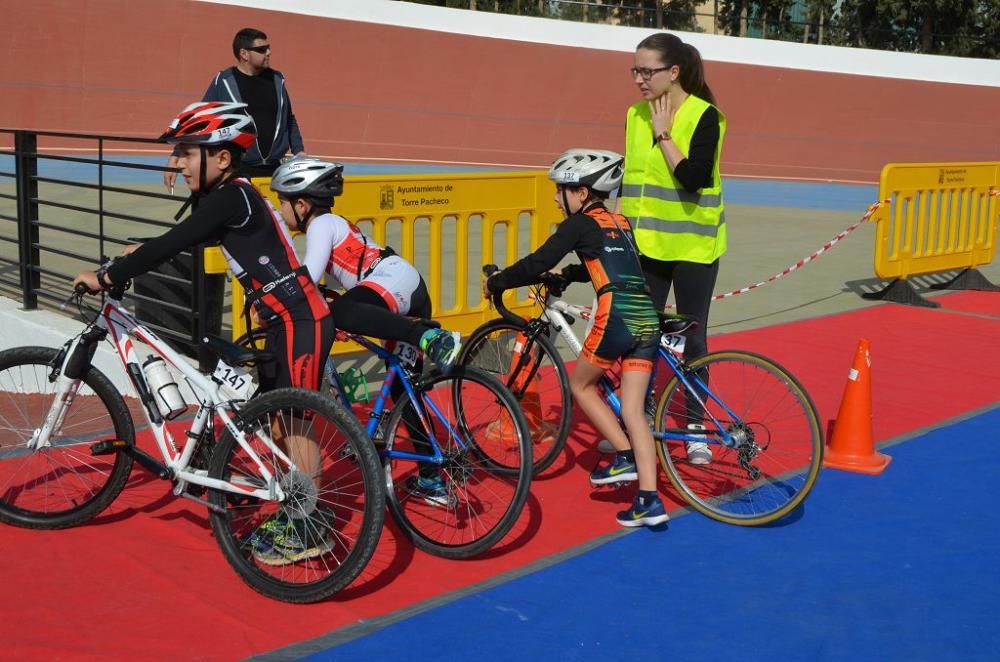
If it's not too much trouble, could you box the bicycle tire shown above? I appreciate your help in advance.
[653,350,823,526]
[457,319,571,475]
[207,388,384,603]
[0,346,135,528]
[384,366,532,559]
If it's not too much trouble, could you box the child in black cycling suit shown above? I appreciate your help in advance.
[484,149,668,527]
[74,101,336,563]
[74,101,334,392]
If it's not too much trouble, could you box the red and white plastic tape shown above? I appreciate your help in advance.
[663,198,891,309]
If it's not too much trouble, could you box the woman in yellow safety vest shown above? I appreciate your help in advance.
[620,33,726,465]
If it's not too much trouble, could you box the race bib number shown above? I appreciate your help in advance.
[393,342,420,368]
[213,361,255,400]
[661,333,686,356]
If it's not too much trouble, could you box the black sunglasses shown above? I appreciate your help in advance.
[245,44,271,54]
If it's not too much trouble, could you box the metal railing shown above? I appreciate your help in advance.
[0,129,224,356]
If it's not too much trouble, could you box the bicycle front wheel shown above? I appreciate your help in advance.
[654,350,823,526]
[384,366,532,559]
[0,346,135,528]
[457,319,571,475]
[208,388,384,603]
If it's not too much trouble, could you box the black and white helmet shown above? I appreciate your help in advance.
[548,149,625,194]
[271,157,344,199]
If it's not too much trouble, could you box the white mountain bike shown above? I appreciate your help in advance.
[0,272,383,602]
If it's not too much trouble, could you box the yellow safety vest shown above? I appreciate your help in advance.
[621,94,727,263]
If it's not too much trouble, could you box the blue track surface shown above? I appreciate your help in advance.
[301,407,1000,662]
[0,155,876,212]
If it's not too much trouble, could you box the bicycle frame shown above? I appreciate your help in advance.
[532,292,742,449]
[40,293,291,503]
[325,334,459,465]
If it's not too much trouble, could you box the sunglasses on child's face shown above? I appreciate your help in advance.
[245,44,271,54]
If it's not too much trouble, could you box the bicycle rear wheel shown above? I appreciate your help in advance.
[0,346,134,528]
[457,319,571,475]
[384,366,532,559]
[208,388,384,603]
[653,350,823,526]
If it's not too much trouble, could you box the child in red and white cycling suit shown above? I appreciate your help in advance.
[270,157,460,506]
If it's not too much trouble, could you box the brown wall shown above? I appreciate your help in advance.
[2,0,998,182]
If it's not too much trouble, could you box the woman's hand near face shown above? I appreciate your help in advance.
[648,92,675,137]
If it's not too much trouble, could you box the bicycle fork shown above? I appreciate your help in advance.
[28,330,105,451]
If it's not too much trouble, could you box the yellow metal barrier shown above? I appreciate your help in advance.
[205,171,563,349]
[867,161,1000,305]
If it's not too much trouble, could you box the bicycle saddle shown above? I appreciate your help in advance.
[658,312,698,335]
[201,334,273,367]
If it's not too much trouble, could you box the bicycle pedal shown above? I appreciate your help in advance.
[90,438,129,455]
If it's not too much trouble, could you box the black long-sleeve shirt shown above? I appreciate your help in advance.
[107,178,328,321]
[670,106,720,193]
[487,210,603,293]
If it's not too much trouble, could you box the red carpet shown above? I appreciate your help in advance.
[2,292,998,661]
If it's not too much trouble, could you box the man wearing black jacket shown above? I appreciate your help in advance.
[164,27,305,190]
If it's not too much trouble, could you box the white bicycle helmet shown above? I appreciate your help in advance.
[271,157,344,199]
[548,149,625,194]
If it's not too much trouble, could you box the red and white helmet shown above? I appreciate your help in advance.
[159,101,257,149]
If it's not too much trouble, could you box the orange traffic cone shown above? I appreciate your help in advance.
[483,332,556,446]
[823,338,891,474]
[519,384,558,445]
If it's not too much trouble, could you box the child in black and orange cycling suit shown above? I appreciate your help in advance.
[484,149,668,527]
[74,101,335,563]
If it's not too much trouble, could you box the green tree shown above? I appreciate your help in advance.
[837,0,995,56]
[718,1,799,39]
[552,1,700,30]
[799,0,842,44]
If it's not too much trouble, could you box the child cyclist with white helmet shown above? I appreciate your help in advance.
[269,156,462,506]
[484,149,668,527]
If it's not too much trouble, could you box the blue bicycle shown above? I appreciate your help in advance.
[461,268,823,526]
[238,326,532,558]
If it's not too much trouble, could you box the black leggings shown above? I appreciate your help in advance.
[640,255,719,363]
[329,280,433,347]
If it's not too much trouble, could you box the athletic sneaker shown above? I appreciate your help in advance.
[590,454,638,485]
[686,423,713,465]
[616,495,670,527]
[250,508,334,566]
[419,329,462,372]
[405,474,456,508]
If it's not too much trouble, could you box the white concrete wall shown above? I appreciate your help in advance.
[198,0,1000,86]
[0,296,202,404]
